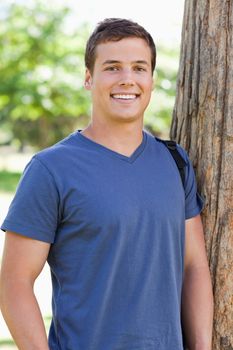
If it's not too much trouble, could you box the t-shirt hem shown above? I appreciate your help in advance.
[1,220,54,243]
[185,205,203,220]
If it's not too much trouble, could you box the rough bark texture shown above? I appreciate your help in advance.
[170,0,233,349]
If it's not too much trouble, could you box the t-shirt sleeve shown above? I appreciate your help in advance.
[177,145,204,220]
[1,156,60,243]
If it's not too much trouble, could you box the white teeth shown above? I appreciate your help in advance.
[112,94,137,100]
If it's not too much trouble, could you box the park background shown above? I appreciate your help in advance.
[0,0,184,347]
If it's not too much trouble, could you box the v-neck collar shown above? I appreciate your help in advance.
[76,130,147,164]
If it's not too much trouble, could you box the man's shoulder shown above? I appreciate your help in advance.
[145,133,190,188]
[35,131,79,162]
[150,134,188,160]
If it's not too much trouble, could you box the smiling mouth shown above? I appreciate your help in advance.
[110,93,139,100]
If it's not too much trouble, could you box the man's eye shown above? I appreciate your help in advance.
[135,66,146,72]
[105,66,119,71]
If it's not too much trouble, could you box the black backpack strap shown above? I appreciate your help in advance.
[155,137,187,188]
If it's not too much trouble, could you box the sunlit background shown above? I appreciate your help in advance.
[0,0,184,347]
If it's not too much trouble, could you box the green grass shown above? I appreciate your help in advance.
[0,339,16,348]
[0,170,21,193]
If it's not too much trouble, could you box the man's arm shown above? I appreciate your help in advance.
[182,214,214,350]
[0,231,50,350]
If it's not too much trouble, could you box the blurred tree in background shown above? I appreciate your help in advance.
[145,45,179,136]
[0,2,90,149]
[0,2,179,150]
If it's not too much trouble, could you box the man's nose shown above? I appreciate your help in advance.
[118,69,135,86]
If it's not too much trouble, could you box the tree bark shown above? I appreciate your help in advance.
[170,0,233,349]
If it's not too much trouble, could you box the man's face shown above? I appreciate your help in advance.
[85,37,154,125]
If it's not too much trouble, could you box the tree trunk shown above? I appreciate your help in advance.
[170,0,233,349]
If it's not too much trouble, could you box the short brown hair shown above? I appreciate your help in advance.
[85,18,156,75]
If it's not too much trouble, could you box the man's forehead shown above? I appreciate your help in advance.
[95,38,152,61]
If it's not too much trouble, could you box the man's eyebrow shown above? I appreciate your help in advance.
[133,60,150,66]
[102,60,120,65]
[102,60,149,65]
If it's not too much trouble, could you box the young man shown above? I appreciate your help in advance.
[0,18,213,350]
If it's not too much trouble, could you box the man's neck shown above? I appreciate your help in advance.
[81,122,144,157]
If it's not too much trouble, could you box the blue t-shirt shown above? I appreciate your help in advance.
[1,130,203,350]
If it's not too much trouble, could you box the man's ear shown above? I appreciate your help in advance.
[84,69,92,90]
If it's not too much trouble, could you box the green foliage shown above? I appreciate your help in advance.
[0,2,179,148]
[144,45,179,137]
[0,170,21,193]
[0,2,90,149]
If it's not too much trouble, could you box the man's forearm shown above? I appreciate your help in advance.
[181,265,214,350]
[0,279,49,350]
